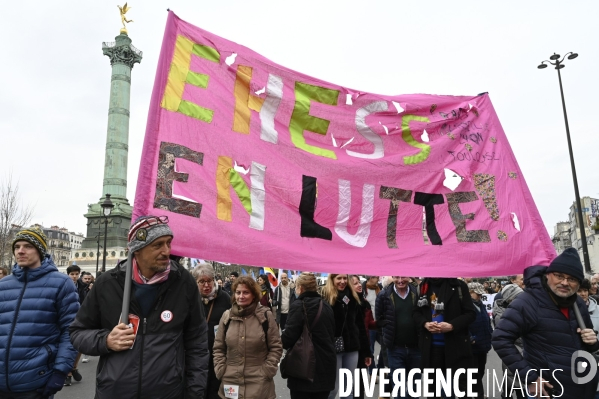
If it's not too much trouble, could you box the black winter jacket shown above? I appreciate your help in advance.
[281,291,336,393]
[201,287,230,399]
[492,266,599,399]
[413,278,476,369]
[69,260,209,399]
[330,288,372,359]
[375,284,419,348]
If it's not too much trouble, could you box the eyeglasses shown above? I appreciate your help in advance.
[550,273,579,285]
[197,279,214,285]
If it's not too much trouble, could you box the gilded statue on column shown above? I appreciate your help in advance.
[118,3,133,34]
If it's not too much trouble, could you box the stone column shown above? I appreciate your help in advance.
[101,33,142,203]
[81,33,142,253]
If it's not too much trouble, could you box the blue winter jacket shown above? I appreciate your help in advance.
[0,256,79,393]
[492,266,599,399]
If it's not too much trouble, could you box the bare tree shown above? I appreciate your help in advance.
[0,174,34,267]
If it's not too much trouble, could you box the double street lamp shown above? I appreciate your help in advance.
[538,52,591,273]
[101,194,114,273]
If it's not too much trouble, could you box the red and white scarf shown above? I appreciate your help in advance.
[132,258,170,285]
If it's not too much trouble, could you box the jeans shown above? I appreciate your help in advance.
[328,351,359,399]
[387,346,421,399]
[472,352,487,399]
[280,313,288,330]
[368,330,377,374]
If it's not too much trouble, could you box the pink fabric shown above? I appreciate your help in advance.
[133,12,556,277]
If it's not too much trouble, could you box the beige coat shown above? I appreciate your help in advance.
[213,303,282,399]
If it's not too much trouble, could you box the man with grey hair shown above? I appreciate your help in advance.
[193,264,231,399]
[273,272,295,330]
[70,215,209,399]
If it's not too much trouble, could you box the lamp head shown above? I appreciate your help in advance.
[101,194,114,217]
[550,53,561,60]
[537,63,548,69]
[568,53,578,60]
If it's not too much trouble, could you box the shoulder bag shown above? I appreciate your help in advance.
[280,299,323,382]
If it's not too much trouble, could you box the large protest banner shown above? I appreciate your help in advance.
[133,12,556,276]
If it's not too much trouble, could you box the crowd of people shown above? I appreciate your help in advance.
[1,217,599,399]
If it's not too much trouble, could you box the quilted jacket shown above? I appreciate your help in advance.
[492,266,599,399]
[0,255,79,392]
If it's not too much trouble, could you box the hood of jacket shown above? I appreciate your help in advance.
[11,254,58,282]
[523,265,547,291]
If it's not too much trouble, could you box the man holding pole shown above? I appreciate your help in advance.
[69,215,209,399]
[492,248,599,399]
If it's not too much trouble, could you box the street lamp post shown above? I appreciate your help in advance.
[101,194,114,273]
[538,52,591,273]
[95,235,102,277]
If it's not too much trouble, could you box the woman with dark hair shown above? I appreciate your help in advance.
[193,264,231,399]
[257,274,273,309]
[321,274,372,399]
[213,276,282,399]
[281,273,336,399]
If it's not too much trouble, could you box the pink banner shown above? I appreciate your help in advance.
[133,12,556,276]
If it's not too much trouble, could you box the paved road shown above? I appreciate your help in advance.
[56,346,506,399]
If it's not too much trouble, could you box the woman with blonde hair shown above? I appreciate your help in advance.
[213,276,282,399]
[281,273,336,399]
[321,274,372,399]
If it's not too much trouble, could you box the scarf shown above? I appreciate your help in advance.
[230,301,258,317]
[132,258,170,285]
[202,285,218,304]
[542,275,578,308]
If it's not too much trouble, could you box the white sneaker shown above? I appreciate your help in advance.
[81,355,89,363]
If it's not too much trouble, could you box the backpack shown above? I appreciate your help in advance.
[223,309,271,350]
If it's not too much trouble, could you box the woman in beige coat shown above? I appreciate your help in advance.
[213,276,283,399]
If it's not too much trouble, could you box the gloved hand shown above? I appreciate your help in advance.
[42,370,67,398]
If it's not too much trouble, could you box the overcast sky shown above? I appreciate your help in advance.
[1,1,597,238]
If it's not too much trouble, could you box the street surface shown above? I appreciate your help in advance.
[56,346,505,399]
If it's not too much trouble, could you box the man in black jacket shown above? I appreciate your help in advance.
[273,272,296,330]
[492,248,599,399]
[376,276,420,399]
[69,215,209,399]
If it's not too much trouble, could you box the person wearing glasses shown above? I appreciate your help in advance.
[70,215,209,399]
[492,248,599,399]
[193,263,231,399]
[590,274,599,302]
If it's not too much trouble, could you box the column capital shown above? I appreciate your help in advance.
[102,34,143,68]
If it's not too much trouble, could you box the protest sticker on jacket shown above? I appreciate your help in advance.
[133,11,556,276]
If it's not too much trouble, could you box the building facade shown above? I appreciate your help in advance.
[568,196,599,273]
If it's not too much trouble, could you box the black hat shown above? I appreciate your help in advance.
[546,248,584,283]
[230,271,239,277]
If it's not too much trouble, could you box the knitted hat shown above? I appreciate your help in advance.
[128,215,173,253]
[12,226,48,259]
[501,284,523,304]
[546,248,584,283]
[468,282,485,295]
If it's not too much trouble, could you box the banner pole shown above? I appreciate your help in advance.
[120,252,134,324]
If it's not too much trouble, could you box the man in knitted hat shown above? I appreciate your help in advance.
[70,215,209,399]
[493,248,599,399]
[0,226,80,398]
